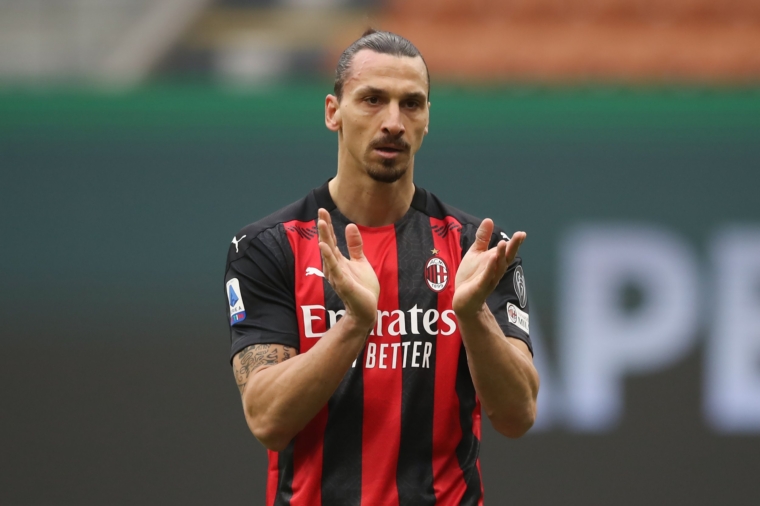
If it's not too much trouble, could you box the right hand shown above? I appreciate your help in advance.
[317,208,380,329]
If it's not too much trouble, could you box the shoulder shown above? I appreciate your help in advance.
[226,189,320,265]
[416,187,512,241]
[415,187,481,225]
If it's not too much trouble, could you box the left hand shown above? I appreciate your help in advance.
[452,219,526,317]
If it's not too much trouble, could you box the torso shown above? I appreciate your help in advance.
[225,181,529,505]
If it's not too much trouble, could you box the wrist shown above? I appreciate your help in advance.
[454,302,490,323]
[340,311,376,337]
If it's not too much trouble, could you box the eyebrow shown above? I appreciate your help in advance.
[403,92,428,103]
[356,86,427,102]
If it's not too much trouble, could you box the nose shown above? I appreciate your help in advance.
[381,101,405,138]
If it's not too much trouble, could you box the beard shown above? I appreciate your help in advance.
[365,158,410,183]
[364,135,412,184]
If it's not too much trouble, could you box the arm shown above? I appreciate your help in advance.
[233,316,370,451]
[232,209,379,451]
[453,219,539,438]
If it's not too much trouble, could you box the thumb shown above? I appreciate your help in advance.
[345,224,366,261]
[472,218,494,252]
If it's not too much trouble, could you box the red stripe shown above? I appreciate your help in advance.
[474,400,484,505]
[358,224,401,506]
[267,450,278,506]
[430,217,470,503]
[291,408,328,505]
[285,220,328,506]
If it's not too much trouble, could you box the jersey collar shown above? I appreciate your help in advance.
[313,178,427,214]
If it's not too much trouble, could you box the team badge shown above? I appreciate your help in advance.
[226,278,246,325]
[507,302,530,334]
[513,265,527,308]
[425,256,449,292]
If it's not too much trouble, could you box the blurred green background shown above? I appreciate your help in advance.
[2,85,760,505]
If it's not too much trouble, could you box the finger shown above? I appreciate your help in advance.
[345,224,366,261]
[505,231,527,265]
[318,208,329,227]
[493,240,509,279]
[328,213,338,249]
[318,209,344,260]
[322,209,342,258]
[319,241,348,288]
[472,218,495,252]
[483,243,508,291]
[321,208,337,245]
[317,209,335,249]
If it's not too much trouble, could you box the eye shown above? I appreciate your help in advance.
[365,96,380,105]
[404,100,420,109]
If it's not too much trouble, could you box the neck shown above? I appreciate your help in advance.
[329,161,415,228]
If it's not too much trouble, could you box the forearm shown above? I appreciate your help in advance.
[243,315,369,450]
[457,305,539,438]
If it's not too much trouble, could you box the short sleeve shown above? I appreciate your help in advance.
[224,225,299,362]
[485,226,532,354]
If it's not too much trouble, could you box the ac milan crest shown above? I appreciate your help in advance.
[425,257,449,292]
[507,303,518,323]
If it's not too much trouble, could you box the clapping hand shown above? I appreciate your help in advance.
[317,208,380,329]
[453,219,526,317]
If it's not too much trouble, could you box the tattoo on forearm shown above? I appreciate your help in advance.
[233,344,295,395]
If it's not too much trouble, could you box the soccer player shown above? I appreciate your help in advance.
[225,30,539,506]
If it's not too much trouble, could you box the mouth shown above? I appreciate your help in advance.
[373,146,406,159]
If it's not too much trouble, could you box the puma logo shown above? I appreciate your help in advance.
[231,235,246,253]
[305,267,325,277]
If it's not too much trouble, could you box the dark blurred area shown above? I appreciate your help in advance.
[1,1,760,505]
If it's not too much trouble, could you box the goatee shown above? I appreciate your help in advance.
[365,134,412,183]
[366,161,409,184]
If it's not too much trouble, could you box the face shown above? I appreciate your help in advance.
[325,50,430,184]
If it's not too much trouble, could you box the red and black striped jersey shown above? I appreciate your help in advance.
[224,181,531,506]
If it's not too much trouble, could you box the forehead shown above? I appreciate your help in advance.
[343,49,428,98]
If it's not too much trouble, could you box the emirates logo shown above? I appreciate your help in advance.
[425,257,449,292]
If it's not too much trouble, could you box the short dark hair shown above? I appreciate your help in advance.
[333,29,430,101]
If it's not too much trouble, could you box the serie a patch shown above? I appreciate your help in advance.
[226,278,246,325]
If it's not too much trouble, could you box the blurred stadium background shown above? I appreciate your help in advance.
[1,0,759,505]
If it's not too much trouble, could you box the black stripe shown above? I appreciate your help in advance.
[454,344,482,506]
[321,213,363,505]
[395,210,437,506]
[273,441,295,506]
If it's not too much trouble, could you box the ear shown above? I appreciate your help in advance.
[424,101,431,135]
[325,94,341,132]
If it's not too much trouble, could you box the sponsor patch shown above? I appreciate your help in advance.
[513,265,527,308]
[425,256,449,292]
[226,278,246,325]
[507,302,530,334]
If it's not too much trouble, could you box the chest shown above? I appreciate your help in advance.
[284,215,465,354]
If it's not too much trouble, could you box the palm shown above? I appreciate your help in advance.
[333,247,380,318]
[454,247,499,313]
[317,209,380,327]
[453,219,526,317]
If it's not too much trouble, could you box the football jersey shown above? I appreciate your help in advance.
[224,181,531,506]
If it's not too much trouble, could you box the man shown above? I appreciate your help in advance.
[225,30,539,506]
